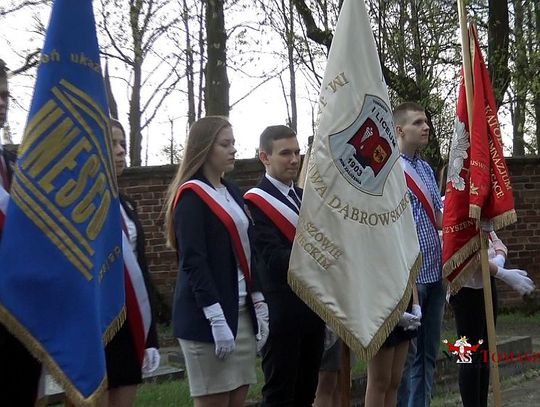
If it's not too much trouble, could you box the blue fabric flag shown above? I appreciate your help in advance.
[0,0,124,404]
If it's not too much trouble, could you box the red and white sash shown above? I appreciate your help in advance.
[0,152,10,231]
[173,180,252,285]
[0,185,8,231]
[121,208,151,364]
[401,158,437,229]
[244,187,298,243]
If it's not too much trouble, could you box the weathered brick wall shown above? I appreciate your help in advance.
[118,157,540,315]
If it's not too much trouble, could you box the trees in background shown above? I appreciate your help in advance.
[0,0,539,164]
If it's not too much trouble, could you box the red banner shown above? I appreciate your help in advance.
[442,25,517,291]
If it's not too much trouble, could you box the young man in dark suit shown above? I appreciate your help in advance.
[244,125,325,407]
[0,58,42,405]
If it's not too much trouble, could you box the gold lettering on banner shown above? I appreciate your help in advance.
[296,217,344,271]
[326,192,410,226]
[326,72,350,93]
[16,79,117,279]
[308,162,328,198]
[40,49,60,64]
[488,139,512,197]
[99,246,122,282]
[443,219,475,234]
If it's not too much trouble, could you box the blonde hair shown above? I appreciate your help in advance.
[164,116,231,247]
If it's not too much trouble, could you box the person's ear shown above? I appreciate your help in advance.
[395,125,403,138]
[259,149,270,165]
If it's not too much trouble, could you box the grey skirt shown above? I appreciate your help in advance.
[179,306,257,397]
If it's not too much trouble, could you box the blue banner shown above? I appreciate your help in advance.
[0,0,124,403]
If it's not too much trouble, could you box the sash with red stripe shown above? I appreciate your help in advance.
[173,180,252,286]
[244,187,298,243]
[0,185,8,232]
[120,208,151,365]
[0,153,9,231]
[401,158,437,230]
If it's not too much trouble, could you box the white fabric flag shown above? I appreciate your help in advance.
[288,0,421,359]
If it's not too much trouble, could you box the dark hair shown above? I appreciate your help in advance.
[110,118,125,136]
[259,125,296,154]
[393,102,425,126]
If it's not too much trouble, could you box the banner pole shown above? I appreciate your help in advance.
[340,344,351,407]
[479,230,503,406]
[458,1,502,405]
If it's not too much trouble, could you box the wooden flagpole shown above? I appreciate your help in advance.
[457,2,502,406]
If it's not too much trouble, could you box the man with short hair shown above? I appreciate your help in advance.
[244,125,325,407]
[0,58,42,405]
[394,102,445,407]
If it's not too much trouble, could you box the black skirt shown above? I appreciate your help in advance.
[105,322,142,388]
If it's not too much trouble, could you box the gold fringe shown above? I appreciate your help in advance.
[491,209,517,231]
[442,235,480,278]
[469,204,481,220]
[288,252,422,361]
[103,306,126,345]
[0,304,109,406]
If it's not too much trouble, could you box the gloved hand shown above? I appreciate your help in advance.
[411,304,422,321]
[398,312,421,331]
[203,303,235,359]
[324,325,338,350]
[142,347,160,374]
[491,254,506,268]
[495,267,535,296]
[254,301,269,352]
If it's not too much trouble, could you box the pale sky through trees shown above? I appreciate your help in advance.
[1,1,319,165]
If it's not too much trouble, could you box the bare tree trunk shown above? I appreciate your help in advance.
[197,1,205,120]
[488,0,510,108]
[285,0,297,131]
[534,1,540,153]
[128,0,143,166]
[183,0,195,127]
[512,0,526,156]
[205,0,229,116]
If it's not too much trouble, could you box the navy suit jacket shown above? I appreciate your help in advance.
[172,174,258,342]
[0,148,15,242]
[246,175,302,294]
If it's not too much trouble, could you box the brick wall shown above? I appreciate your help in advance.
[118,157,540,315]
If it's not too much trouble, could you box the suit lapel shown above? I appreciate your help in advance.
[260,176,300,214]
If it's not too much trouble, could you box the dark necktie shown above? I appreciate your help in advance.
[288,189,301,209]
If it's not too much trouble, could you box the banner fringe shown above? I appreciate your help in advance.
[103,306,126,345]
[491,210,517,231]
[288,252,422,361]
[0,304,122,406]
[469,204,481,220]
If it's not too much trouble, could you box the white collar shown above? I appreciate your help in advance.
[265,173,295,197]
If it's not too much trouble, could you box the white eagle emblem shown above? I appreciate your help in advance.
[448,118,469,191]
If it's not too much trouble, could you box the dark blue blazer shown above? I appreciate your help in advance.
[172,174,258,342]
[246,175,302,294]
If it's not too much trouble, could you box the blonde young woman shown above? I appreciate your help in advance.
[164,116,269,407]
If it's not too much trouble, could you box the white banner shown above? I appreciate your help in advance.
[288,0,421,359]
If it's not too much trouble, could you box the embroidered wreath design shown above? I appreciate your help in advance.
[447,118,469,191]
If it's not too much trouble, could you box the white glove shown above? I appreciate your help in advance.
[254,301,269,352]
[398,312,421,331]
[142,347,160,374]
[324,325,338,351]
[411,304,422,321]
[203,303,235,359]
[491,254,506,268]
[495,267,535,296]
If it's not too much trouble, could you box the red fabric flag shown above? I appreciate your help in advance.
[442,25,517,291]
